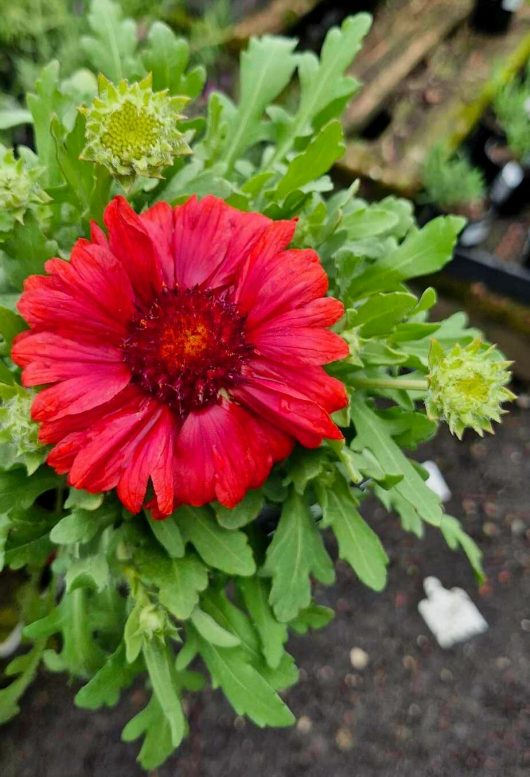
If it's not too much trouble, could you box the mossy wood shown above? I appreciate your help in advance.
[339,1,530,195]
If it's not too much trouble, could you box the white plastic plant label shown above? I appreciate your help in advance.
[418,577,488,649]
[502,0,522,11]
[421,460,452,502]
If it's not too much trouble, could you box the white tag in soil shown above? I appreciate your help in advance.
[421,460,452,502]
[418,577,488,649]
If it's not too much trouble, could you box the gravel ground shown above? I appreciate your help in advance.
[1,404,529,777]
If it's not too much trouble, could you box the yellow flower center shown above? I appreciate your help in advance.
[101,101,162,160]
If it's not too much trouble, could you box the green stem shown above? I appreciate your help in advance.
[350,376,429,392]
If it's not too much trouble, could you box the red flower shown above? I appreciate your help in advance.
[12,196,348,517]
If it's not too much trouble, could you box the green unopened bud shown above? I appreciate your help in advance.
[425,339,515,439]
[0,145,50,234]
[138,603,167,639]
[0,383,45,473]
[80,74,191,181]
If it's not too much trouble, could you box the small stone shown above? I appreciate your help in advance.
[440,668,453,682]
[521,619,530,632]
[484,501,498,519]
[498,570,511,585]
[317,665,334,681]
[407,703,421,718]
[395,724,412,741]
[297,715,313,734]
[335,727,355,751]
[482,521,498,537]
[495,656,511,670]
[462,498,478,515]
[345,673,362,687]
[349,647,369,671]
[402,654,418,672]
[233,716,245,730]
[511,518,526,536]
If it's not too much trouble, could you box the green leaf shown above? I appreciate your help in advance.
[0,641,44,724]
[190,607,241,647]
[75,644,138,709]
[238,576,287,669]
[350,400,443,527]
[353,292,417,337]
[148,514,185,558]
[0,109,32,130]
[263,489,335,622]
[65,555,110,592]
[177,506,256,576]
[81,0,138,82]
[289,603,335,634]
[342,207,399,239]
[214,489,264,529]
[195,632,294,727]
[267,14,371,165]
[26,61,66,187]
[284,447,330,495]
[316,471,388,591]
[134,544,208,621]
[64,488,103,511]
[51,113,95,213]
[50,505,116,544]
[275,120,345,199]
[0,306,26,353]
[221,35,299,169]
[440,515,485,582]
[122,695,179,770]
[142,23,198,96]
[142,637,186,748]
[2,216,58,289]
[351,216,465,297]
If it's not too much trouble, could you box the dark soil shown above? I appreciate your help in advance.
[1,404,529,777]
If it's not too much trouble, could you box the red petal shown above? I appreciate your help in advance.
[233,378,343,448]
[236,246,327,327]
[139,201,176,288]
[172,195,273,289]
[104,196,164,306]
[172,400,292,508]
[251,326,349,366]
[117,405,177,514]
[31,365,131,422]
[13,331,123,386]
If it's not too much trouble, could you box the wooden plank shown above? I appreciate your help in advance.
[344,0,474,134]
[229,0,325,46]
[339,7,530,196]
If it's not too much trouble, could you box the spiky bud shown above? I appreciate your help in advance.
[80,74,191,181]
[0,146,50,234]
[0,383,45,474]
[425,339,515,439]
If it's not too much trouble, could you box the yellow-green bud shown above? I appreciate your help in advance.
[425,339,515,439]
[0,145,50,234]
[80,74,191,181]
[0,383,45,473]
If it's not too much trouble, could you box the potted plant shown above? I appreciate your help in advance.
[489,66,530,214]
[420,145,490,247]
[0,1,514,770]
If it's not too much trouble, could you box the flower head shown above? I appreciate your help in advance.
[80,74,190,181]
[12,196,348,517]
[425,339,515,439]
[0,145,50,234]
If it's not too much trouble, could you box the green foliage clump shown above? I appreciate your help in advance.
[494,69,530,162]
[421,146,486,211]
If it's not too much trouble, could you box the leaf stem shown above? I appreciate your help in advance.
[349,376,429,392]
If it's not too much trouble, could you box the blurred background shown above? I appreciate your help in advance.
[1,1,529,775]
